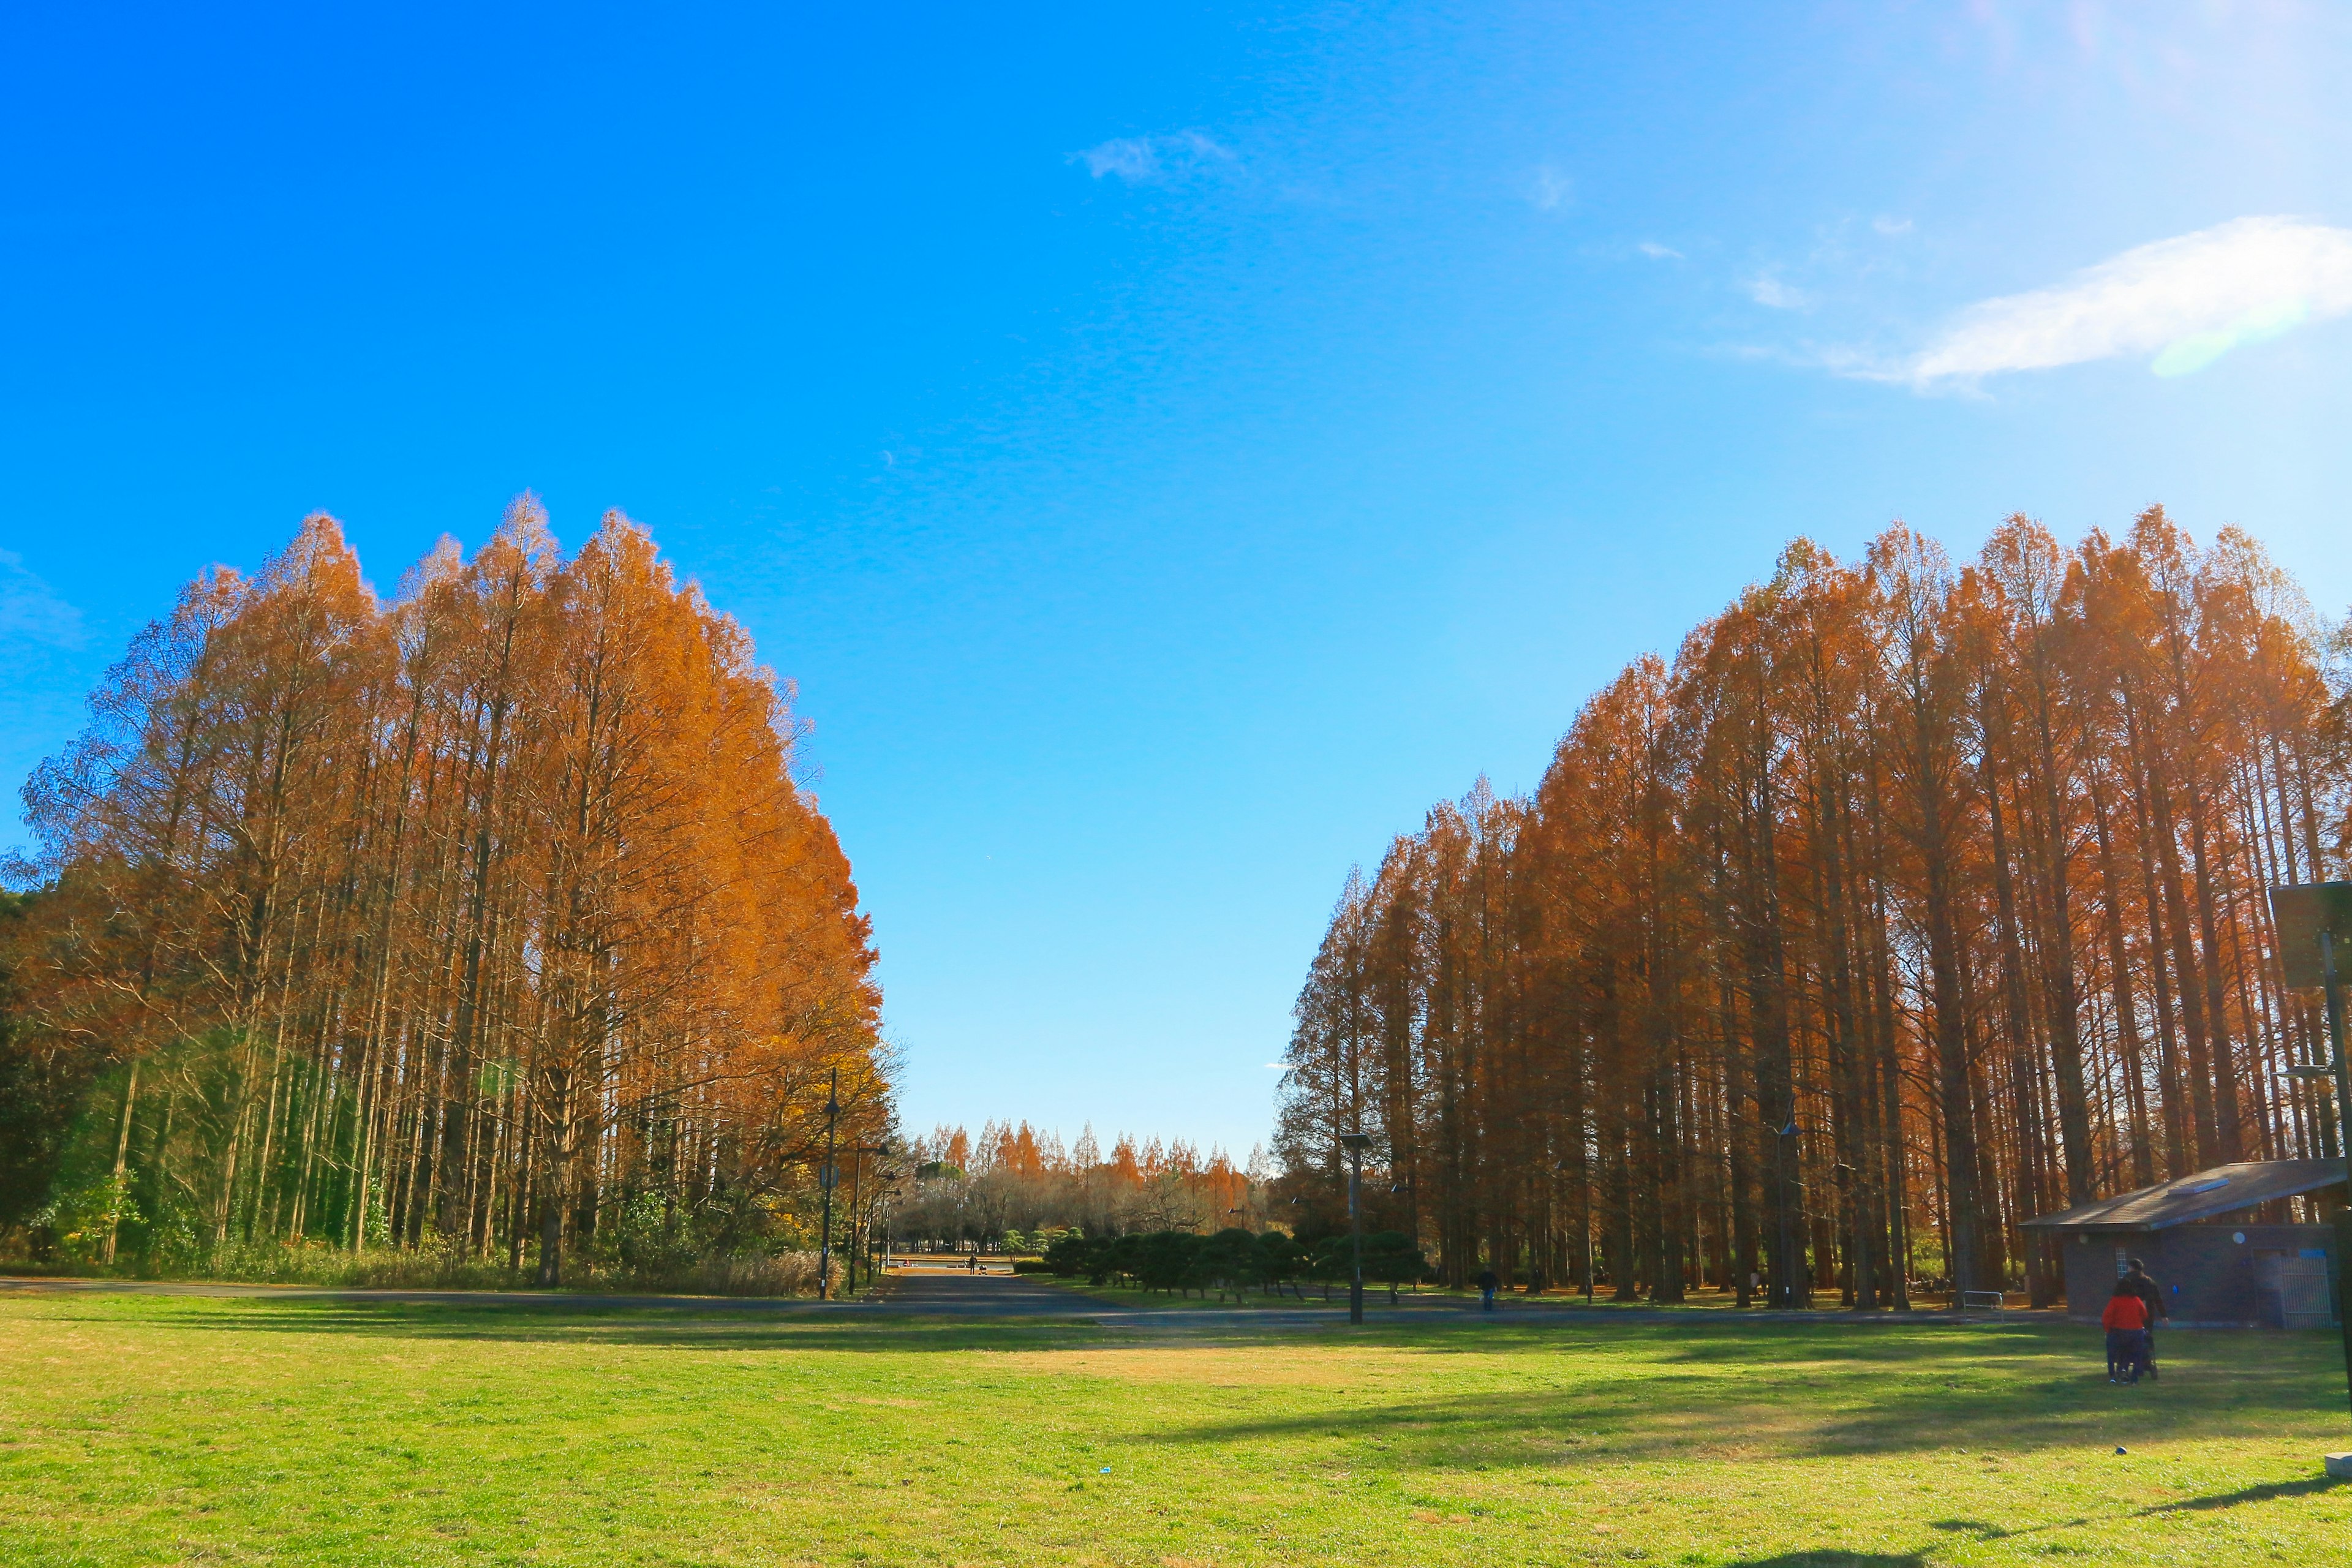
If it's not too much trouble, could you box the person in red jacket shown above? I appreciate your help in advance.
[2102,1282,2150,1384]
[2119,1259,2168,1381]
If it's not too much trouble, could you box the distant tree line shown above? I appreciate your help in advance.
[889,1121,1262,1250]
[1276,510,2348,1307]
[1,502,888,1289]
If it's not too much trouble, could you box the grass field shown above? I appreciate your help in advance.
[3,1289,2348,1567]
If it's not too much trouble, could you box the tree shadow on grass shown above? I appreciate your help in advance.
[30,1297,2346,1466]
[2135,1476,2344,1513]
[1133,1327,2341,1463]
[1720,1555,1924,1568]
[33,1298,1126,1356]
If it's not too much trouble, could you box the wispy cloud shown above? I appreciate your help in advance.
[1749,274,1808,310]
[0,548,84,649]
[1637,240,1683,260]
[1071,130,1233,185]
[1527,165,1572,212]
[1898,216,2352,386]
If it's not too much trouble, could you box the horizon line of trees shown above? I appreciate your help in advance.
[889,1120,1267,1248]
[1276,508,2349,1308]
[1,500,888,1286]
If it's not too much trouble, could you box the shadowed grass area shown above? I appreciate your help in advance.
[1,1292,2346,1566]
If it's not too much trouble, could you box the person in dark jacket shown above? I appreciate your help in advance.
[2120,1260,2168,1381]
[1476,1267,1499,1311]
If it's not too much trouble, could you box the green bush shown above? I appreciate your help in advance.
[1198,1227,1259,1301]
[1253,1231,1302,1297]
[1363,1230,1429,1302]
[1041,1231,1107,1280]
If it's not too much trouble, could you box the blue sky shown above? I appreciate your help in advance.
[6,3,2351,1162]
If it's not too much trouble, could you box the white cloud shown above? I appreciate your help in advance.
[1637,240,1683,260]
[1749,274,1808,309]
[1528,165,1572,212]
[1071,130,1232,185]
[1872,215,1913,236]
[0,548,83,649]
[1904,216,2352,386]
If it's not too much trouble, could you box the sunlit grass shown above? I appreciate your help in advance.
[1,1291,2346,1566]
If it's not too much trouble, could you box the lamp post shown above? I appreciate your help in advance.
[1774,1117,1803,1311]
[1338,1131,1373,1325]
[2266,881,2352,1463]
[845,1136,899,1295]
[817,1068,840,1301]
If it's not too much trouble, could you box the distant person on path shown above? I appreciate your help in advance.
[2120,1259,2168,1381]
[2102,1283,2150,1384]
[968,1254,979,1274]
[1477,1267,1499,1312]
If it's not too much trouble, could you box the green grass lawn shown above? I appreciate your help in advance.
[2,1291,2348,1567]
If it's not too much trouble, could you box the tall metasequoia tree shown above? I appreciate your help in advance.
[7,502,886,1275]
[1278,512,2348,1302]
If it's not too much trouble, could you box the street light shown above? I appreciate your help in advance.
[2266,880,2352,1471]
[846,1134,900,1294]
[1774,1117,1803,1311]
[817,1068,840,1301]
[1338,1131,1373,1325]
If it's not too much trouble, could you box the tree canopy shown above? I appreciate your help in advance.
[4,500,886,1285]
[1277,510,2348,1307]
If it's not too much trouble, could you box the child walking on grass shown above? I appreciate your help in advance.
[2103,1281,2150,1384]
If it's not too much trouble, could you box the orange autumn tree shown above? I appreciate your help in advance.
[9,500,884,1284]
[1277,511,2349,1304]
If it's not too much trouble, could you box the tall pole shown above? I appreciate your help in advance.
[1582,1166,1594,1302]
[1348,1143,1365,1325]
[1339,1130,1371,1325]
[856,1147,875,1297]
[2322,930,2352,1425]
[818,1068,839,1302]
[1775,1120,1800,1310]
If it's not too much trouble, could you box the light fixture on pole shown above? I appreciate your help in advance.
[1338,1131,1373,1326]
[2266,881,2352,1479]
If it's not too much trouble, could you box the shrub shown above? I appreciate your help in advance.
[1041,1231,1107,1280]
[1198,1227,1260,1301]
[1253,1231,1302,1297]
[1363,1231,1430,1303]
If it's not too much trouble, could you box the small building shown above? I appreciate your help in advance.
[2022,1159,2345,1329]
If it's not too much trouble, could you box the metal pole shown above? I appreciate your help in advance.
[1348,1144,1365,1325]
[818,1068,839,1302]
[856,1147,875,1297]
[2321,930,2352,1425]
[1776,1121,1799,1311]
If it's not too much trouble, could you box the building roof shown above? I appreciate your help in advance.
[2022,1159,2347,1233]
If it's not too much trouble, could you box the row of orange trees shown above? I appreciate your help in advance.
[894,1121,1262,1246]
[1276,509,2346,1305]
[3,501,886,1283]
